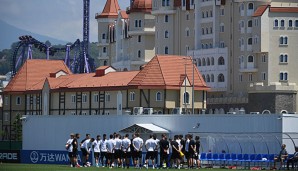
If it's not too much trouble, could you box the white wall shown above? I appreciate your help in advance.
[22,114,290,151]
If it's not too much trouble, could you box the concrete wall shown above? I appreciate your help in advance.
[22,114,286,151]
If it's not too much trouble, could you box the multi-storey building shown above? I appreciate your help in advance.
[189,0,298,114]
[96,0,155,71]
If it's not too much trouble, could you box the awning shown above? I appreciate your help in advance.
[119,123,169,134]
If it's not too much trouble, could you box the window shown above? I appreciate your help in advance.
[248,55,254,63]
[135,20,138,27]
[130,92,135,101]
[198,59,202,66]
[220,41,225,48]
[248,73,253,82]
[248,3,254,10]
[4,96,8,105]
[202,12,204,18]
[156,92,162,101]
[71,95,76,103]
[103,47,106,53]
[166,0,170,6]
[239,74,243,82]
[218,74,225,82]
[248,20,252,27]
[165,15,169,22]
[220,23,224,32]
[138,50,141,58]
[220,8,224,16]
[201,44,204,49]
[138,20,142,27]
[261,54,266,63]
[206,28,208,34]
[209,43,213,48]
[138,35,141,42]
[279,36,288,45]
[211,57,214,65]
[207,58,210,66]
[281,20,285,27]
[182,0,186,6]
[210,11,213,17]
[254,18,259,27]
[103,60,107,66]
[295,20,298,27]
[165,46,169,54]
[262,72,266,81]
[211,74,214,82]
[206,11,208,18]
[202,28,204,35]
[94,94,99,103]
[102,33,106,39]
[162,0,165,6]
[82,94,87,103]
[248,38,252,45]
[279,54,288,63]
[186,29,190,37]
[280,72,288,81]
[16,96,21,105]
[218,57,225,65]
[202,58,206,66]
[82,111,87,115]
[289,20,293,27]
[165,30,169,38]
[186,13,189,20]
[274,19,278,27]
[183,92,189,104]
[105,93,110,102]
[210,27,213,34]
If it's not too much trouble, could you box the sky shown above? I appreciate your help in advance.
[0,0,130,42]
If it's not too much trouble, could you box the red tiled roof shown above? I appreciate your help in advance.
[4,59,71,93]
[129,55,209,90]
[48,71,139,91]
[96,0,120,19]
[252,5,269,17]
[270,7,298,13]
[129,0,152,13]
[120,11,129,19]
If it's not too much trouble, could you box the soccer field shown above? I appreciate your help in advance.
[0,163,250,171]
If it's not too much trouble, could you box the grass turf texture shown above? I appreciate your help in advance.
[0,163,252,171]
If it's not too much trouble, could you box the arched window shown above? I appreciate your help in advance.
[209,43,213,48]
[198,59,202,66]
[289,20,293,27]
[202,74,206,81]
[248,20,252,27]
[218,74,225,82]
[138,20,142,27]
[103,47,107,53]
[248,38,252,45]
[210,10,213,17]
[281,20,285,27]
[211,74,214,82]
[102,33,106,39]
[165,46,169,54]
[210,27,213,34]
[274,19,278,27]
[130,92,135,101]
[156,92,162,101]
[202,12,205,18]
[183,92,190,104]
[248,3,254,10]
[206,75,210,82]
[206,28,208,34]
[202,58,206,66]
[201,44,204,49]
[248,55,254,63]
[218,56,225,65]
[207,58,210,66]
[103,60,107,66]
[138,50,141,58]
[211,57,214,65]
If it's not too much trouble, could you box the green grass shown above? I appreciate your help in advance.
[0,163,252,171]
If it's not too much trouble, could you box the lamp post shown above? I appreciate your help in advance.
[192,54,195,114]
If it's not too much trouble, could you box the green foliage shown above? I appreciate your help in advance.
[0,41,99,75]
[12,114,22,141]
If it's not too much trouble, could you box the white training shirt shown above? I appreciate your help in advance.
[145,138,157,152]
[115,138,122,150]
[93,139,101,153]
[106,139,116,153]
[66,138,73,152]
[81,138,91,151]
[122,138,131,152]
[100,139,108,152]
[154,139,160,151]
[133,137,144,151]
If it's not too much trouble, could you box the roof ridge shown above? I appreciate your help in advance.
[156,56,166,86]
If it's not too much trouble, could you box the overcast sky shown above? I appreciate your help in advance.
[0,0,130,42]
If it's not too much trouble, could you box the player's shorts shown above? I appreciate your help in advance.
[145,151,155,160]
[122,151,131,158]
[68,152,74,158]
[115,149,122,159]
[94,152,100,158]
[133,151,142,159]
[81,148,88,156]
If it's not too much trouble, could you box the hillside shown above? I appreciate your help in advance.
[0,20,67,50]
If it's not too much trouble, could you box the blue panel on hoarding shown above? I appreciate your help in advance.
[21,150,90,165]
